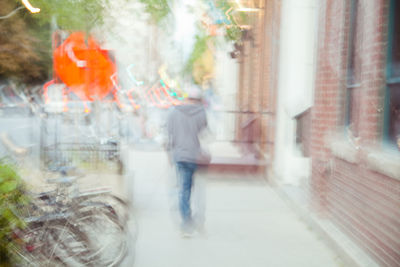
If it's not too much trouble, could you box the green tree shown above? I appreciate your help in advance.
[138,0,171,24]
[0,0,114,85]
[28,0,111,32]
[0,0,50,84]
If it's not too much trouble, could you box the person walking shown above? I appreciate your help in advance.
[166,84,210,236]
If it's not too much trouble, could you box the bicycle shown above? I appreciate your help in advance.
[13,168,130,266]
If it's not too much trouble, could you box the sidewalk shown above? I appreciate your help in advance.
[274,183,380,267]
[122,147,344,267]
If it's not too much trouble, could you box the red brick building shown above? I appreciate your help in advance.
[310,0,400,266]
[235,0,399,264]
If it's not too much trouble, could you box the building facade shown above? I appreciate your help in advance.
[310,0,400,266]
[237,0,400,265]
[235,0,281,159]
[236,0,399,264]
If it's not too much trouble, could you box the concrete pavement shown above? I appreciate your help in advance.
[121,147,344,267]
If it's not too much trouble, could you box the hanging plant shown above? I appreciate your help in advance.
[213,0,249,42]
[225,25,242,42]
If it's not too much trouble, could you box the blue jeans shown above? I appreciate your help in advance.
[176,161,197,225]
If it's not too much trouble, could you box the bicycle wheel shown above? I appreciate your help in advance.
[77,193,130,228]
[73,205,127,267]
[17,220,91,267]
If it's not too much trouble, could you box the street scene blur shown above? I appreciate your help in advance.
[0,0,399,266]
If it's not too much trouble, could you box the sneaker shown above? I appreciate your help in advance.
[180,221,195,238]
[181,230,194,238]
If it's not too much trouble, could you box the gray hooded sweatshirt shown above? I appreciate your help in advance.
[167,103,208,163]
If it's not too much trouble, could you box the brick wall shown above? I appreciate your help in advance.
[311,0,347,213]
[311,0,400,266]
[328,158,400,266]
[357,0,388,143]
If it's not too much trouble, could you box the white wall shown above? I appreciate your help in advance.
[273,0,318,185]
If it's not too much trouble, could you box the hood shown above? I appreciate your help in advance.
[175,103,204,116]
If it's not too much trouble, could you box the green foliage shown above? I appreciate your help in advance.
[0,0,51,84]
[215,0,248,42]
[185,34,210,74]
[138,0,170,24]
[27,0,110,32]
[0,160,30,265]
[225,26,242,42]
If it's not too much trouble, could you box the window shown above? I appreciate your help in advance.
[385,0,400,150]
[345,0,361,136]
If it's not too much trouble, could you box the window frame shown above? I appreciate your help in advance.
[383,0,400,150]
[344,0,361,132]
